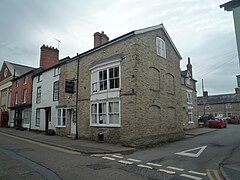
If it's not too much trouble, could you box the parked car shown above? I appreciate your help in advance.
[208,117,227,128]
[198,114,214,127]
[228,117,240,124]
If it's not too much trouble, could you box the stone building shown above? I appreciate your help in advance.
[197,88,240,118]
[58,24,184,147]
[181,58,198,130]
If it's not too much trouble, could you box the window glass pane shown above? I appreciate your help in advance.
[114,102,119,112]
[103,70,107,79]
[99,71,103,80]
[115,78,119,88]
[110,79,114,89]
[109,68,113,78]
[109,102,113,113]
[114,67,119,77]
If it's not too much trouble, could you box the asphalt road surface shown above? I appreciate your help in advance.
[1,125,239,179]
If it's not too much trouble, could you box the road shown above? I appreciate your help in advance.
[0,125,239,179]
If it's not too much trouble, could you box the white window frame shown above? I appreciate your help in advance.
[36,86,41,104]
[54,67,61,76]
[188,107,193,123]
[15,92,18,104]
[187,91,192,104]
[156,37,166,58]
[16,80,19,87]
[90,100,120,127]
[91,64,121,94]
[36,109,40,126]
[23,76,28,84]
[37,74,42,82]
[53,81,59,101]
[57,108,66,127]
[23,89,27,103]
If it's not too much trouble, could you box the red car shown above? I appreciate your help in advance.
[208,117,227,128]
[228,117,240,124]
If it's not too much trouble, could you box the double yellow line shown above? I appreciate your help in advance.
[207,169,223,180]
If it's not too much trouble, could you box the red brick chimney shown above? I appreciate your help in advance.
[94,31,109,48]
[235,88,240,94]
[203,91,208,97]
[187,57,193,77]
[40,44,59,69]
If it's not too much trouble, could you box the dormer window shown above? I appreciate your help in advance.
[156,37,166,58]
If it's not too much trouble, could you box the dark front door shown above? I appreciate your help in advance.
[45,108,51,131]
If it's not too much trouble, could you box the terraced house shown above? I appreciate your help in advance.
[58,24,185,147]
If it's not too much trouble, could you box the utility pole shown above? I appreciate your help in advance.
[202,79,206,115]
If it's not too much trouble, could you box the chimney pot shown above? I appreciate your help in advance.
[94,31,109,48]
[203,91,208,97]
[40,44,59,69]
[235,88,240,94]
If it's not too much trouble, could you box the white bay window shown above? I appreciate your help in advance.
[91,66,120,93]
[90,101,120,127]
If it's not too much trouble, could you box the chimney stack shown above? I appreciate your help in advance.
[40,44,59,69]
[235,88,240,94]
[187,57,193,77]
[94,31,109,48]
[203,91,208,97]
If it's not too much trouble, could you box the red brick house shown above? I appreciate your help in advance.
[0,61,34,127]
[9,44,59,129]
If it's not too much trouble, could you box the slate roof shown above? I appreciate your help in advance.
[4,61,35,77]
[197,93,240,105]
[69,24,182,64]
[220,0,240,11]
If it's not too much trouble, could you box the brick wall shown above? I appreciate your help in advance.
[40,45,59,69]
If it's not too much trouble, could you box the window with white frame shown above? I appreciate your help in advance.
[156,37,166,58]
[187,91,192,104]
[36,86,41,104]
[188,108,193,122]
[54,67,60,76]
[22,108,31,124]
[57,108,66,126]
[36,109,40,126]
[91,66,120,93]
[37,74,42,82]
[99,69,107,91]
[23,89,27,103]
[53,81,59,101]
[109,67,119,89]
[16,80,19,87]
[90,101,120,127]
[15,92,18,104]
[23,76,28,84]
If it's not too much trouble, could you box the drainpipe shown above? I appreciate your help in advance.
[75,56,80,139]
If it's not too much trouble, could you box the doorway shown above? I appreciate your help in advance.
[70,109,76,135]
[45,108,51,131]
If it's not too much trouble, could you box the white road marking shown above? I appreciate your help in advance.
[111,155,123,159]
[167,166,184,171]
[127,158,142,162]
[102,157,115,161]
[146,162,162,167]
[189,170,207,176]
[175,146,207,157]
[118,160,134,165]
[157,168,176,174]
[180,174,202,180]
[137,164,153,169]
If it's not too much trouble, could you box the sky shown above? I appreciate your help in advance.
[0,0,239,96]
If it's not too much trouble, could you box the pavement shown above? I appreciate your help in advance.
[0,126,239,179]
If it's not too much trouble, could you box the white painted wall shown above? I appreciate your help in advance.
[31,68,59,131]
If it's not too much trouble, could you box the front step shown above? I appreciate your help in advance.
[67,134,76,139]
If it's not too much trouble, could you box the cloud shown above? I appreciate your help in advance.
[0,0,238,96]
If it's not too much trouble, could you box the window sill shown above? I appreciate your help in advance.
[91,88,121,95]
[90,124,121,128]
[56,126,66,128]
